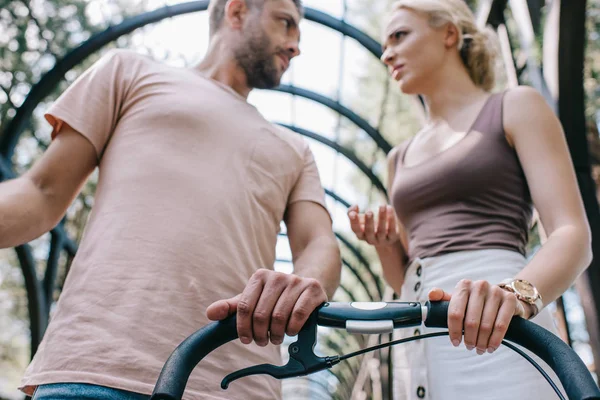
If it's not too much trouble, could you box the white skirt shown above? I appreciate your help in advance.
[392,249,567,400]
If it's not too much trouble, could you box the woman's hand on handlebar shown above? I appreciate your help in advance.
[428,281,531,355]
[206,269,328,347]
[347,205,399,247]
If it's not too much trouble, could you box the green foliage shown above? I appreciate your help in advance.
[0,1,141,397]
[1,0,96,130]
[585,0,600,123]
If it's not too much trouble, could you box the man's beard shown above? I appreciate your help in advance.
[234,26,283,89]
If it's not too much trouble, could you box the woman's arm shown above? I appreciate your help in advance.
[505,86,592,306]
[436,86,592,355]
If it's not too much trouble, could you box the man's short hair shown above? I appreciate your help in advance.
[208,0,303,36]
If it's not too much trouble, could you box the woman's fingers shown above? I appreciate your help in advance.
[348,205,400,246]
[487,292,518,351]
[376,205,387,241]
[462,281,488,350]
[447,279,471,347]
[447,281,522,355]
[364,211,377,243]
[476,285,503,354]
[348,205,365,239]
[386,206,398,242]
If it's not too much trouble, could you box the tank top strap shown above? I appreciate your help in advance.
[471,90,509,138]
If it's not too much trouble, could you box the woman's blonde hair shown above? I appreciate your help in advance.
[391,0,497,91]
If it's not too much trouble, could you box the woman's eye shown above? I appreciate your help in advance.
[394,31,408,40]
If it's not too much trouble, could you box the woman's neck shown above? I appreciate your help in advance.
[421,68,488,123]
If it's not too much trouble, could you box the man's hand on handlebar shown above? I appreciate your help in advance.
[206,269,328,347]
[428,280,531,356]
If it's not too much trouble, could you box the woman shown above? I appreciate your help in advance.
[347,1,592,399]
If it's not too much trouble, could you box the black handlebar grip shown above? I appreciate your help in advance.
[151,315,238,400]
[424,301,600,400]
[423,300,449,328]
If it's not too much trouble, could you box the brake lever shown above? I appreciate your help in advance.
[221,308,340,389]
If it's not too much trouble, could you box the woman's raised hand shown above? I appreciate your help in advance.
[347,205,400,247]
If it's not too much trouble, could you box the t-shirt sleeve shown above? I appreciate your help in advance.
[287,142,331,220]
[44,49,132,160]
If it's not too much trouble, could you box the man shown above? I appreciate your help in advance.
[9,0,341,399]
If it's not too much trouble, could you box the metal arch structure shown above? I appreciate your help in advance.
[0,2,394,399]
[0,1,388,159]
[2,0,599,398]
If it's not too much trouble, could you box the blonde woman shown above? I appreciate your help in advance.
[348,0,592,399]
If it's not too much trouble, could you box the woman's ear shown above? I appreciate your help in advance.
[444,23,460,49]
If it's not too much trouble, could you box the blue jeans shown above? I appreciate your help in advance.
[32,383,150,400]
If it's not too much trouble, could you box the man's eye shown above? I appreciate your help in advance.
[281,18,292,29]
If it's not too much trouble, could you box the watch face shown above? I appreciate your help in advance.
[514,280,536,297]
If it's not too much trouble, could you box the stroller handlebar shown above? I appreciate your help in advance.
[151,301,600,400]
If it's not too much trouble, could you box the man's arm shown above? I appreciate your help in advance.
[285,201,341,299]
[0,125,97,248]
[206,201,341,346]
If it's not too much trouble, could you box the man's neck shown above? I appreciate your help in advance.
[193,39,253,99]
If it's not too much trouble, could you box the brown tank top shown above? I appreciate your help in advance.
[391,91,533,261]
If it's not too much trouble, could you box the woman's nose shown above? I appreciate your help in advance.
[381,48,395,66]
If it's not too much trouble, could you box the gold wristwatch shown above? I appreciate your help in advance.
[498,279,543,319]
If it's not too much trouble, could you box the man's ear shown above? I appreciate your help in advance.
[224,0,250,31]
[443,22,460,49]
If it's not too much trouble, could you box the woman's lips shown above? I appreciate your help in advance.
[392,64,405,80]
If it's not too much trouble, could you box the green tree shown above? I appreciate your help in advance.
[585,0,600,124]
[0,1,142,398]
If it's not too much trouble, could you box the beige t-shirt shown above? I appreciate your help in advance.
[20,49,329,400]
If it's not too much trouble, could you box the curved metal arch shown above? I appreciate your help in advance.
[324,189,351,208]
[2,156,78,355]
[3,153,78,355]
[276,249,375,301]
[335,232,384,299]
[338,241,383,300]
[323,186,382,277]
[278,259,358,302]
[332,281,358,303]
[16,244,48,356]
[278,123,387,195]
[275,85,392,154]
[320,188,385,299]
[0,1,384,159]
[339,259,376,301]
